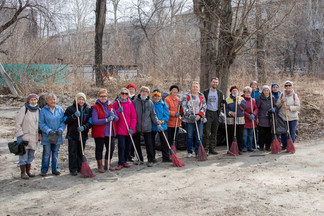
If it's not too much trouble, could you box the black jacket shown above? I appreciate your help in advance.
[203,88,224,116]
[64,101,92,141]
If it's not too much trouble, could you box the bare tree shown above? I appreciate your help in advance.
[95,0,106,87]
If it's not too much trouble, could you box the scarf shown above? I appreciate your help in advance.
[24,102,39,112]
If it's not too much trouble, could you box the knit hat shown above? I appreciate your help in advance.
[271,83,279,88]
[261,85,270,92]
[229,85,239,92]
[169,84,179,92]
[126,83,137,91]
[151,89,161,98]
[285,80,293,86]
[76,92,86,101]
[26,93,39,102]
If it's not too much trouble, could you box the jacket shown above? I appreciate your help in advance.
[39,105,66,145]
[203,88,224,116]
[242,95,258,129]
[164,95,182,127]
[15,105,39,150]
[256,93,275,127]
[152,99,169,132]
[225,94,247,125]
[181,92,207,123]
[133,95,159,133]
[64,100,92,141]
[251,88,261,101]
[276,90,300,121]
[113,99,137,136]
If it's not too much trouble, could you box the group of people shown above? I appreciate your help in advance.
[15,78,300,179]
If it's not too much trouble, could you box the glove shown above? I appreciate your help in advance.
[178,101,182,106]
[157,125,163,132]
[106,116,114,122]
[175,113,180,118]
[17,136,23,144]
[77,126,84,132]
[249,114,255,120]
[73,111,80,118]
[268,108,276,113]
[108,111,115,119]
[57,129,63,136]
[190,115,196,120]
[48,130,56,136]
[128,129,133,134]
[117,107,123,113]
[221,99,226,104]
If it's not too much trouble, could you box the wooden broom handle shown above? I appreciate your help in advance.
[270,90,277,134]
[250,98,257,147]
[75,98,85,156]
[173,101,181,141]
[234,95,238,136]
[189,94,202,141]
[284,101,290,133]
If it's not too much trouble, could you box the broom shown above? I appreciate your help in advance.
[285,102,296,154]
[161,130,184,167]
[171,102,181,153]
[270,91,281,154]
[75,98,95,178]
[190,94,207,161]
[229,95,239,156]
[249,97,265,157]
[223,96,230,154]
[106,108,117,178]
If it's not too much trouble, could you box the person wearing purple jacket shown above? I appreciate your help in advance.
[92,89,119,173]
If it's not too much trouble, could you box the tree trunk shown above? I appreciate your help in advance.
[256,0,266,85]
[94,0,106,87]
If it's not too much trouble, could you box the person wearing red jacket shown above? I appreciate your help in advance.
[113,88,137,170]
[242,87,258,152]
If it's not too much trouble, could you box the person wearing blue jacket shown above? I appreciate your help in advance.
[250,81,261,101]
[151,89,171,162]
[39,93,66,176]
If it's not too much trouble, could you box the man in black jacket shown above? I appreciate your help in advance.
[64,93,92,176]
[203,77,224,155]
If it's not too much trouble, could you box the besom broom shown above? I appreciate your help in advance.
[285,102,296,154]
[270,90,281,154]
[171,101,181,154]
[229,95,239,156]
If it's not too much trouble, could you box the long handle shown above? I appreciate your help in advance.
[75,98,85,156]
[173,101,181,141]
[223,99,229,152]
[161,130,172,150]
[270,90,277,135]
[108,108,113,171]
[284,102,290,133]
[189,94,201,141]
[250,98,257,148]
[234,95,238,137]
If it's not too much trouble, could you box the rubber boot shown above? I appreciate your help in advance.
[20,165,29,180]
[97,160,105,173]
[104,159,115,171]
[26,164,36,177]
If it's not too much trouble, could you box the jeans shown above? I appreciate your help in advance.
[94,137,115,160]
[281,120,297,148]
[18,149,36,165]
[41,144,61,174]
[117,135,131,165]
[243,128,253,150]
[186,120,203,155]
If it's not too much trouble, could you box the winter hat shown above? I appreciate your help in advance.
[261,85,270,92]
[169,84,179,92]
[284,80,293,87]
[126,83,137,91]
[229,85,239,92]
[151,89,161,98]
[271,83,279,88]
[26,93,39,102]
[76,92,86,101]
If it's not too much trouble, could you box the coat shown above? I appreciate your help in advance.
[164,95,182,127]
[151,99,169,132]
[225,94,247,125]
[251,88,261,101]
[92,100,118,137]
[113,99,137,136]
[133,94,159,133]
[203,88,224,116]
[242,95,258,129]
[39,105,66,145]
[181,92,207,123]
[15,105,39,150]
[276,90,300,121]
[64,101,92,141]
[256,93,275,127]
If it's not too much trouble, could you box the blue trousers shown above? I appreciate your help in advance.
[243,128,254,150]
[117,135,131,165]
[18,149,36,165]
[186,121,203,155]
[281,120,297,148]
[41,144,60,174]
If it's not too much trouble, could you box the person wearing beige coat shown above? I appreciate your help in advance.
[276,81,301,150]
[15,94,40,179]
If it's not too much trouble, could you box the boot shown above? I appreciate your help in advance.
[104,159,115,171]
[97,160,105,173]
[20,165,29,180]
[26,164,36,177]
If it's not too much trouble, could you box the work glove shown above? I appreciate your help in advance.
[190,115,196,120]
[48,130,56,136]
[249,114,255,120]
[175,113,180,118]
[77,126,84,132]
[17,136,23,144]
[157,125,163,132]
[128,129,133,134]
[268,108,276,114]
[106,116,114,122]
[117,106,124,113]
[178,101,182,106]
[57,129,63,136]
[73,111,81,118]
[108,111,115,119]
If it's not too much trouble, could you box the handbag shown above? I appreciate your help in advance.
[8,141,28,155]
[47,131,59,144]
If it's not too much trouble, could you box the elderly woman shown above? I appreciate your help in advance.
[181,81,207,158]
[225,86,246,154]
[64,93,92,176]
[276,81,300,150]
[39,93,65,176]
[15,94,40,179]
[256,85,275,151]
[92,89,119,173]
[250,81,261,101]
[242,87,258,152]
[113,88,137,170]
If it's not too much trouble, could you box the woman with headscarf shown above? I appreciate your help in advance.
[15,94,40,179]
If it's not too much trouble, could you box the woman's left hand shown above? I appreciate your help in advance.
[285,105,290,110]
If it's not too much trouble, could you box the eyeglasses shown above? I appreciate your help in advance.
[285,85,292,87]
[141,91,149,93]
[99,95,107,98]
[121,92,129,95]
